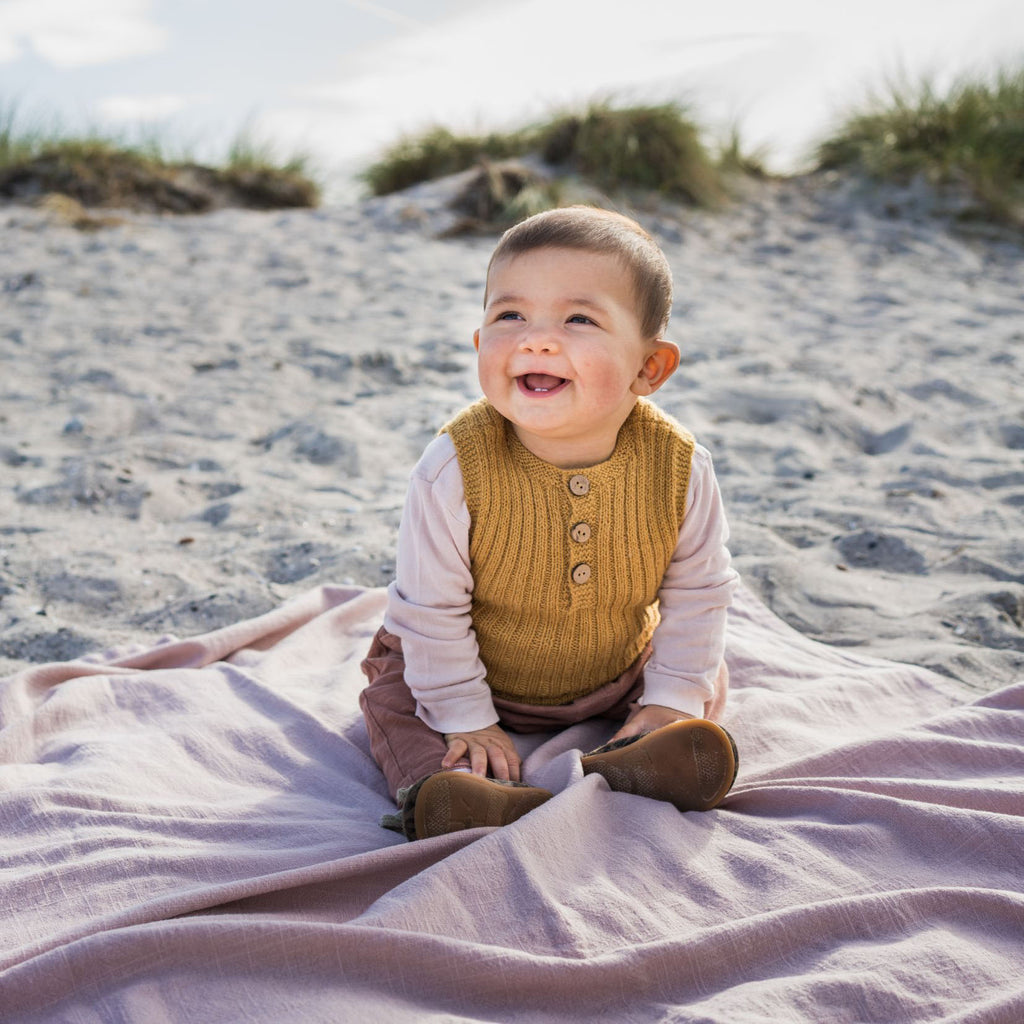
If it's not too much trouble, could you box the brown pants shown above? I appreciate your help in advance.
[359,627,727,799]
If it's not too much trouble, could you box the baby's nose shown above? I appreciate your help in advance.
[520,327,560,353]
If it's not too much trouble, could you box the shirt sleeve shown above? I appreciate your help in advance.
[640,443,740,717]
[382,434,499,734]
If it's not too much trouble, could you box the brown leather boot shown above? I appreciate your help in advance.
[581,719,738,812]
[405,771,553,840]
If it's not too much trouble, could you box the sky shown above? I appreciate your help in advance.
[1,0,1022,199]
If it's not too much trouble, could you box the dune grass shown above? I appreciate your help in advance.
[816,66,1024,224]
[0,102,320,211]
[361,125,535,196]
[539,104,729,206]
[363,102,749,208]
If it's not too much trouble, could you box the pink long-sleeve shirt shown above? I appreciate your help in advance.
[384,431,739,735]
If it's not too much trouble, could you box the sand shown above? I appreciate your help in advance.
[1,173,1022,691]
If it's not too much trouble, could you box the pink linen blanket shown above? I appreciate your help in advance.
[1,585,1021,1023]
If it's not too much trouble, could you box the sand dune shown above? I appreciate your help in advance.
[1,173,1022,690]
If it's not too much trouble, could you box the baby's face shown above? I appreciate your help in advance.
[475,246,655,468]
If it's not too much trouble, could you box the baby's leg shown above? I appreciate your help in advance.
[359,627,459,799]
[360,628,553,840]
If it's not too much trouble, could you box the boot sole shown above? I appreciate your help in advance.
[581,719,737,812]
[414,772,553,839]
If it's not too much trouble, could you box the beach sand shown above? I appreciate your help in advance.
[1,173,1022,691]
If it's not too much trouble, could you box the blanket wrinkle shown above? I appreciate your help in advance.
[2,585,1022,1023]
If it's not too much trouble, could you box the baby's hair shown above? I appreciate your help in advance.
[485,205,673,341]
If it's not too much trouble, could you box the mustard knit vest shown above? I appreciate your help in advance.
[443,398,694,705]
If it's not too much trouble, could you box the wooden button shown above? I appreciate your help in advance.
[571,563,592,585]
[570,522,591,543]
[568,474,590,496]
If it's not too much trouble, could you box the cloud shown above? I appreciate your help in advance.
[96,93,200,123]
[338,0,423,30]
[0,0,167,68]
[280,0,1024,177]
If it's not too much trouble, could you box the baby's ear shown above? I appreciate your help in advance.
[631,340,680,396]
[473,329,481,352]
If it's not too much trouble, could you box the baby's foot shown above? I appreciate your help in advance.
[408,771,552,840]
[581,719,738,811]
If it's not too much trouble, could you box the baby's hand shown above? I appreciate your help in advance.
[443,723,521,781]
[608,704,695,744]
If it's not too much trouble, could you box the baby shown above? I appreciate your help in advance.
[360,205,739,840]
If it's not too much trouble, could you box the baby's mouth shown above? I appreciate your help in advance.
[519,373,568,393]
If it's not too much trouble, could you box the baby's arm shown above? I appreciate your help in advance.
[632,443,739,727]
[385,436,519,778]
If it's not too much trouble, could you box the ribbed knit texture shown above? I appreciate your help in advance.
[444,398,694,705]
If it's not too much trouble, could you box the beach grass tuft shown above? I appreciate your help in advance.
[816,65,1024,224]
[716,125,770,179]
[539,103,728,206]
[0,102,320,213]
[361,125,534,196]
[363,102,743,207]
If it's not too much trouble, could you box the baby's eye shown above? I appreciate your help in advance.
[567,314,595,325]
[496,311,523,321]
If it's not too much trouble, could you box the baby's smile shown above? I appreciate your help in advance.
[518,373,569,394]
